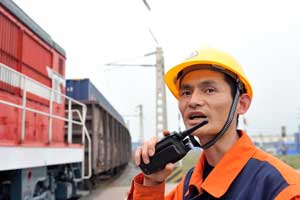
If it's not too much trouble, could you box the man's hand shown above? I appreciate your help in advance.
[134,132,175,186]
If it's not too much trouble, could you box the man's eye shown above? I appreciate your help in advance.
[180,90,191,97]
[205,88,216,94]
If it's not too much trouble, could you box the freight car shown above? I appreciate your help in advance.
[66,79,131,185]
[0,0,92,199]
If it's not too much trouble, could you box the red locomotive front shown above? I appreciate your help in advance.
[0,1,91,199]
[0,1,66,145]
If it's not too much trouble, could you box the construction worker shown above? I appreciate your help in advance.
[127,48,300,199]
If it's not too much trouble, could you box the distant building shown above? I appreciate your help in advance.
[250,133,300,155]
[295,132,300,151]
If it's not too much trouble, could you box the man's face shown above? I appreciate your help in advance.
[178,69,233,139]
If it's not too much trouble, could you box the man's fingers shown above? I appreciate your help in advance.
[134,146,142,165]
[135,137,158,166]
[142,142,150,164]
[148,137,158,156]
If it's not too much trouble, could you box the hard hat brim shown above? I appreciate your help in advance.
[164,60,253,99]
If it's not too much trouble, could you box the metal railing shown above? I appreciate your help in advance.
[0,62,91,179]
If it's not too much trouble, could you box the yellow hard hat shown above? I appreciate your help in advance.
[164,48,253,99]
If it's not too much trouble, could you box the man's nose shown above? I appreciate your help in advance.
[188,90,204,108]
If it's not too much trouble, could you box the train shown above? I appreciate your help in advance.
[0,0,131,199]
[66,79,132,186]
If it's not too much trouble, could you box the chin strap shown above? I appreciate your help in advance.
[189,87,240,149]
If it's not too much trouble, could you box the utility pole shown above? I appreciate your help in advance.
[106,48,167,138]
[178,112,182,132]
[137,104,144,144]
[155,47,167,137]
[141,0,167,137]
[123,105,144,145]
[106,0,168,138]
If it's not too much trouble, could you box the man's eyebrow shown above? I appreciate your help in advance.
[179,84,191,90]
[180,80,218,90]
[198,80,218,87]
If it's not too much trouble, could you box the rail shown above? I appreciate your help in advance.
[0,62,92,180]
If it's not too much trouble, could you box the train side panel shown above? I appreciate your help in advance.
[69,101,131,176]
[0,0,66,144]
[66,79,132,178]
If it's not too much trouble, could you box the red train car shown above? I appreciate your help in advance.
[0,0,90,199]
[0,0,65,145]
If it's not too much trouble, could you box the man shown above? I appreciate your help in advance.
[127,48,300,200]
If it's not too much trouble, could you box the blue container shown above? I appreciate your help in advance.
[66,79,125,126]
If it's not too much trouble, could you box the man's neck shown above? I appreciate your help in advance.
[203,129,240,166]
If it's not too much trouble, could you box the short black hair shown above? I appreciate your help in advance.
[223,73,238,99]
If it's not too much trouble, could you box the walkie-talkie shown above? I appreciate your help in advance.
[139,119,208,175]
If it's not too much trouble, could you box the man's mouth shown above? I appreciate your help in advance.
[188,113,207,120]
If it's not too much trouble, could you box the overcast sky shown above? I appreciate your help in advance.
[14,0,300,142]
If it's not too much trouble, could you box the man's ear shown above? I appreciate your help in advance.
[237,93,251,114]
